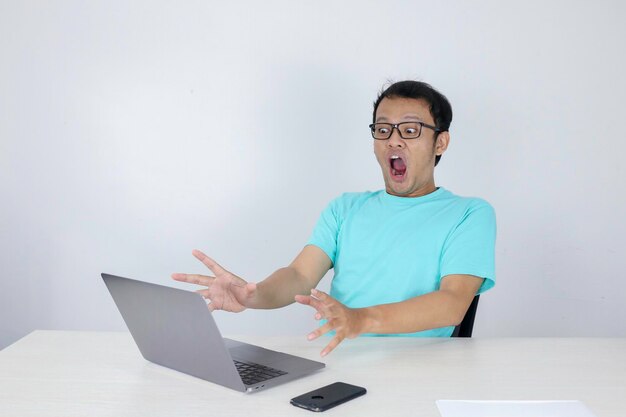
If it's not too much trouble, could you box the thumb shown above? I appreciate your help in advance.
[245,282,257,291]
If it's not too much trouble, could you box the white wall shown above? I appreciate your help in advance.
[2,0,625,349]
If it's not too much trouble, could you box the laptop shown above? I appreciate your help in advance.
[101,273,325,393]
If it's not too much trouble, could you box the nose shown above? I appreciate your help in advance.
[387,127,405,148]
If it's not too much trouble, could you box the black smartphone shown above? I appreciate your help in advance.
[290,382,366,412]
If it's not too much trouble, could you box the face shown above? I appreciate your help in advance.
[373,97,449,197]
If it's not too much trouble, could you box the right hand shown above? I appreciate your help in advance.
[172,249,257,312]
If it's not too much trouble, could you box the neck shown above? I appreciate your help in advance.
[386,182,437,198]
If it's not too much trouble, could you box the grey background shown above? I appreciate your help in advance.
[2,0,625,349]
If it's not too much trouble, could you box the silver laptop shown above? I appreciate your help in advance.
[102,273,325,393]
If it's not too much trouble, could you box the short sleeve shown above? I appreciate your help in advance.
[306,193,370,265]
[306,198,341,265]
[439,199,497,294]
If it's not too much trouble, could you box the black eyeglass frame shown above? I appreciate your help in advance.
[368,121,441,140]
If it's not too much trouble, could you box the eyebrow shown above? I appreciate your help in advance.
[375,114,425,123]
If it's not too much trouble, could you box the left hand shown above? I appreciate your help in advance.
[294,289,366,357]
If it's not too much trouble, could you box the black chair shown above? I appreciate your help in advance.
[451,295,480,337]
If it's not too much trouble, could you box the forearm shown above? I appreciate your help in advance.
[358,289,469,335]
[249,266,315,309]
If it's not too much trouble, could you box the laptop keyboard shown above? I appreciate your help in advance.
[233,359,288,386]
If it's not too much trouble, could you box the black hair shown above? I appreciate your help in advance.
[372,80,452,166]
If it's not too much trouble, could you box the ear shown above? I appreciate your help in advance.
[435,131,450,155]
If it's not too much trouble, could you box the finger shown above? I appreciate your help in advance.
[295,294,327,314]
[229,282,257,301]
[192,249,227,275]
[310,289,337,310]
[195,289,211,299]
[320,334,344,357]
[295,294,323,310]
[172,273,215,286]
[307,293,331,314]
[313,309,330,320]
[310,289,341,317]
[242,282,257,298]
[228,278,249,288]
[294,294,315,307]
[307,322,334,341]
[311,288,330,301]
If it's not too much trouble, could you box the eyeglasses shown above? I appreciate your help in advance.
[369,122,441,140]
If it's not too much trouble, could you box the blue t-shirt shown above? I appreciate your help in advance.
[307,187,496,337]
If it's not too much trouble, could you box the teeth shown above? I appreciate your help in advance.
[390,155,400,159]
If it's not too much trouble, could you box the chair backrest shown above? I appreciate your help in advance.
[451,295,480,337]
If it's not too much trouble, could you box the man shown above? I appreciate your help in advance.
[172,80,496,357]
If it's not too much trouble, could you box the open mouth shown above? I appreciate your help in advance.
[389,155,407,181]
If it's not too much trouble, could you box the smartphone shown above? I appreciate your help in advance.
[290,382,366,412]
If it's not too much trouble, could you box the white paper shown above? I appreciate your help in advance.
[436,400,597,417]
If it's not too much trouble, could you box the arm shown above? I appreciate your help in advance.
[252,245,333,309]
[296,274,483,356]
[359,274,484,333]
[172,245,332,311]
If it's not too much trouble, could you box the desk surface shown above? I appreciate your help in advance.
[1,331,625,416]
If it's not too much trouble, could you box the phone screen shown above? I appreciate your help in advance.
[290,382,366,412]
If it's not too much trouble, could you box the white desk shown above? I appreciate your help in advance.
[1,331,624,416]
